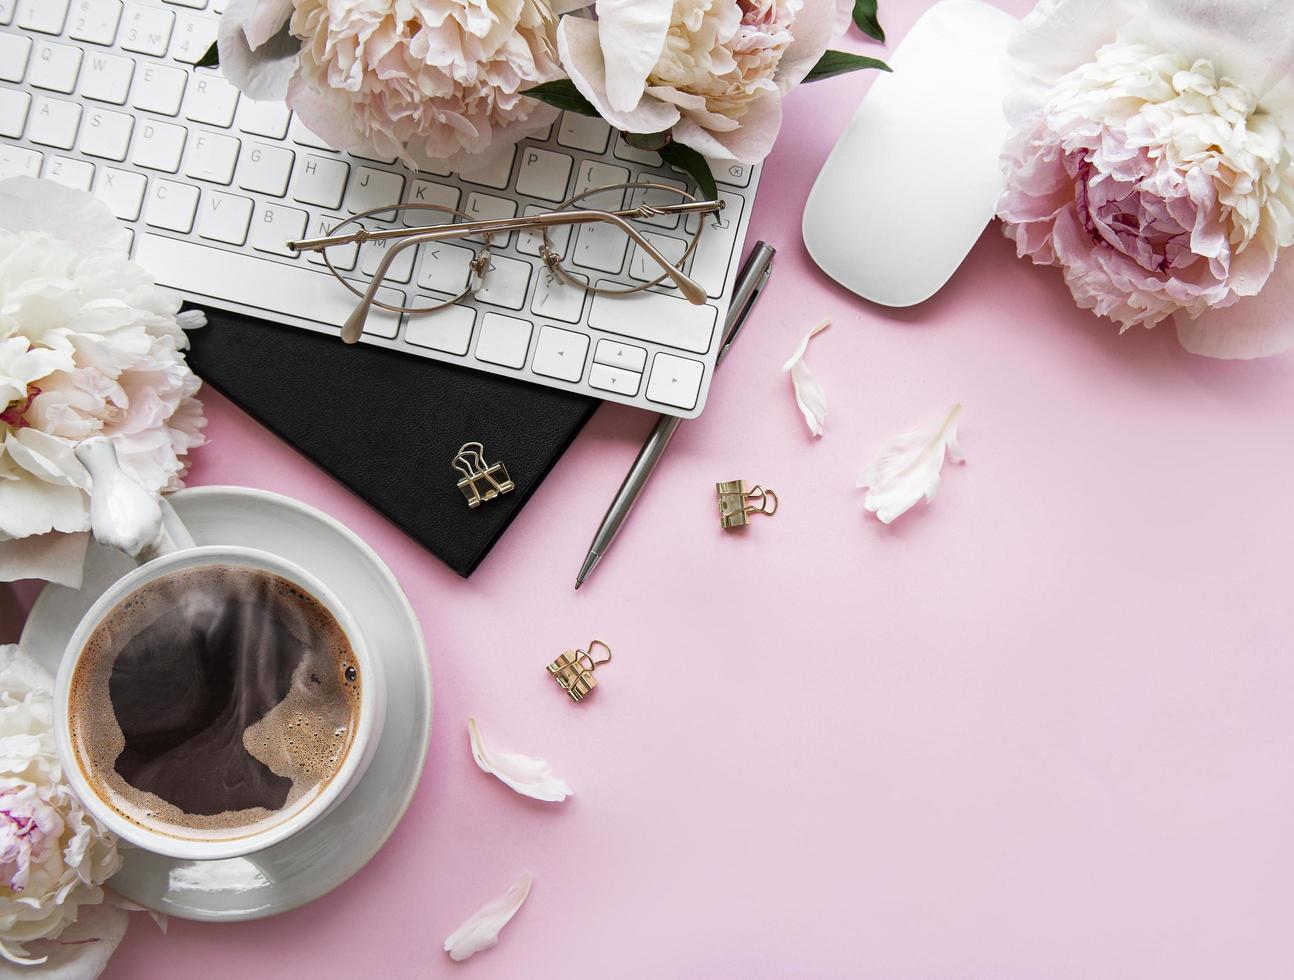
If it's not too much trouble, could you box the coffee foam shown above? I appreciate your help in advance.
[69,564,362,842]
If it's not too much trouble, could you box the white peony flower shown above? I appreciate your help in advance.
[999,0,1294,358]
[0,177,206,586]
[557,0,850,163]
[0,645,124,970]
[220,0,566,170]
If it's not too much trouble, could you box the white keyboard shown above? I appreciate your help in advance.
[0,0,760,419]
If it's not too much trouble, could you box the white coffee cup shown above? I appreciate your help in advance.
[52,440,386,861]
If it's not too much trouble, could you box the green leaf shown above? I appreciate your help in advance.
[624,130,671,152]
[195,40,219,69]
[659,142,717,203]
[852,0,885,42]
[523,80,599,117]
[803,49,891,82]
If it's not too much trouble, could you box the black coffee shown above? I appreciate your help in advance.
[69,564,361,840]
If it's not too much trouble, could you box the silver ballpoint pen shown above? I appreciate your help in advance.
[575,242,776,589]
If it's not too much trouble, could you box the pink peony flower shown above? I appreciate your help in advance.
[998,0,1294,357]
[220,0,565,170]
[557,0,851,163]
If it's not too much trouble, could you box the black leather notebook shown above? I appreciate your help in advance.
[184,307,597,577]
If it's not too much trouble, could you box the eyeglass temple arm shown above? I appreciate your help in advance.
[341,229,452,343]
[340,210,712,342]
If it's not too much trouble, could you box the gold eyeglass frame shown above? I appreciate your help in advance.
[287,184,724,344]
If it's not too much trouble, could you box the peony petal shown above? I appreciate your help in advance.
[781,318,831,437]
[671,90,783,163]
[0,177,129,255]
[858,404,967,524]
[1175,248,1294,358]
[218,0,301,102]
[594,0,673,113]
[1,902,129,978]
[241,0,293,50]
[444,873,535,962]
[468,718,571,803]
[0,531,88,588]
[284,74,363,151]
[775,0,842,93]
[556,17,681,134]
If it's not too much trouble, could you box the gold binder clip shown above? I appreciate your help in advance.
[716,480,778,529]
[546,640,612,703]
[453,441,515,508]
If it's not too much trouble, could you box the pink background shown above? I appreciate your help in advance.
[12,0,1294,974]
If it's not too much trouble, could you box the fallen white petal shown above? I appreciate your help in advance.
[444,873,535,963]
[468,718,571,803]
[858,404,966,524]
[781,318,831,437]
[2,903,129,978]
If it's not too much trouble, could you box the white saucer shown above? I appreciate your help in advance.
[20,486,433,922]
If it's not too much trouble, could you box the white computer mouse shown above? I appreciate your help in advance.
[802,0,1019,307]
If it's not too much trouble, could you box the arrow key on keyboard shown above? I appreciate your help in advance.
[588,362,641,397]
[646,352,704,410]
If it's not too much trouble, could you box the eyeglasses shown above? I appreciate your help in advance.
[287,182,724,344]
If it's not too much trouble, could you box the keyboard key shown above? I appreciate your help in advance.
[236,98,290,139]
[345,166,404,220]
[143,177,199,232]
[646,352,704,410]
[69,0,123,44]
[475,312,531,369]
[405,304,474,355]
[43,154,93,191]
[183,72,239,126]
[360,235,416,285]
[588,280,716,354]
[121,2,174,55]
[572,160,628,209]
[515,146,572,202]
[611,137,660,166]
[28,39,82,93]
[303,213,356,270]
[474,253,530,310]
[458,144,514,190]
[131,118,185,171]
[0,33,31,82]
[237,141,293,195]
[530,268,585,324]
[516,204,570,257]
[28,96,80,149]
[571,220,627,274]
[135,233,404,334]
[463,191,515,244]
[714,159,752,188]
[249,202,307,256]
[686,189,743,297]
[593,339,647,373]
[0,0,11,23]
[197,190,253,244]
[92,165,145,219]
[0,146,42,179]
[17,0,70,33]
[416,241,476,294]
[557,112,609,153]
[0,90,31,139]
[348,145,396,165]
[79,50,134,103]
[293,154,349,209]
[629,231,688,284]
[403,179,459,226]
[165,0,208,9]
[79,106,134,160]
[531,325,588,382]
[169,11,215,63]
[289,115,334,150]
[588,362,641,396]
[130,62,187,115]
[184,130,239,183]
